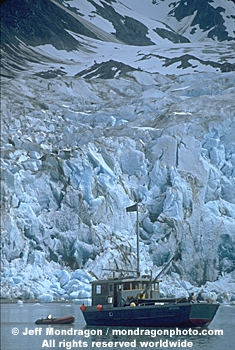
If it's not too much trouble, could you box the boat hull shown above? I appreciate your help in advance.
[81,302,219,328]
[35,315,75,325]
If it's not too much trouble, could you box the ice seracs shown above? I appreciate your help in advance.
[1,0,235,302]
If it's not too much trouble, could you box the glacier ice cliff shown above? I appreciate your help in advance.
[1,70,235,302]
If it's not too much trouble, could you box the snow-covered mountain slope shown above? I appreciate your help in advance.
[1,0,235,302]
[122,0,235,42]
[1,0,235,78]
[62,0,235,43]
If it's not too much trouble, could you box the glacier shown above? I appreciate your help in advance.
[1,0,235,303]
[1,69,235,303]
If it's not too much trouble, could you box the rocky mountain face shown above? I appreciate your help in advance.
[1,0,235,301]
[1,0,235,77]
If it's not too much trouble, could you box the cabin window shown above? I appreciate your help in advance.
[152,283,156,291]
[109,284,113,292]
[142,282,148,289]
[102,284,107,292]
[132,282,139,290]
[115,284,122,292]
[123,282,131,290]
[96,285,102,294]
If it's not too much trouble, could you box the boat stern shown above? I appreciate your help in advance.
[189,302,220,327]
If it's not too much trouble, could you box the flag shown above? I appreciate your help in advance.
[126,203,138,212]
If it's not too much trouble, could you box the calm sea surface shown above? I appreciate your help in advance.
[1,302,234,350]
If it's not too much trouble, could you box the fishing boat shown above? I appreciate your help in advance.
[35,315,75,325]
[80,203,219,327]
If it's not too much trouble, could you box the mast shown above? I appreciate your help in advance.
[126,202,140,276]
[136,202,140,276]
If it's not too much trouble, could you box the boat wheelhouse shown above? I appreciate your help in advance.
[90,274,160,308]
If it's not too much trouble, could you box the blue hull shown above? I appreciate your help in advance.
[82,302,219,327]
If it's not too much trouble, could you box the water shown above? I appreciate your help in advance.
[1,302,234,350]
